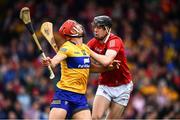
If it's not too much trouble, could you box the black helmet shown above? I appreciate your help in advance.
[92,15,112,28]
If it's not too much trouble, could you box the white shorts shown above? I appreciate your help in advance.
[95,81,133,106]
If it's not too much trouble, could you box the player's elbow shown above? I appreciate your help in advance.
[101,60,112,67]
[102,55,114,67]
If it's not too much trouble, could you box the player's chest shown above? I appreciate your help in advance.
[93,43,106,54]
[69,46,90,56]
[66,49,90,68]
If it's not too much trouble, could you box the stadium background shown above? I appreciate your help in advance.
[0,0,179,119]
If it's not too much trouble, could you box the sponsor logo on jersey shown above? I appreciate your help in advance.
[65,101,69,105]
[74,51,80,54]
[109,40,115,47]
[81,50,86,55]
[95,47,103,53]
[67,57,90,68]
[78,58,90,68]
[52,100,61,104]
[78,64,90,68]
[84,58,90,64]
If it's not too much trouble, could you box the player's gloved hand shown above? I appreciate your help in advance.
[41,57,52,66]
[107,60,121,71]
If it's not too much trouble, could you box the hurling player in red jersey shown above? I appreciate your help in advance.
[87,15,133,119]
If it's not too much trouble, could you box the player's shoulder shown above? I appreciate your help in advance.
[87,38,97,45]
[61,41,71,47]
[89,37,97,42]
[106,33,122,45]
[87,38,100,49]
[82,43,90,50]
[59,41,73,52]
[109,33,122,41]
[58,41,70,53]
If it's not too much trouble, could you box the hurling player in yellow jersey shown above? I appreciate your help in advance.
[42,19,119,119]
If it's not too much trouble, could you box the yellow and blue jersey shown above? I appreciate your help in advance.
[57,41,90,94]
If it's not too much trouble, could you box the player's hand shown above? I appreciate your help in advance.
[41,57,52,66]
[107,60,121,70]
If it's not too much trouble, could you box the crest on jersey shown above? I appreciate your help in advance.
[109,40,115,47]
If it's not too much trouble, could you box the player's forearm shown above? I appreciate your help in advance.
[90,62,107,73]
[50,53,67,68]
[50,58,58,68]
[90,50,112,66]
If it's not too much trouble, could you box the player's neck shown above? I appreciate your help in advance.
[70,38,82,45]
[103,32,111,43]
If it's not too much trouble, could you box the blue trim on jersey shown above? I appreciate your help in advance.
[66,57,90,68]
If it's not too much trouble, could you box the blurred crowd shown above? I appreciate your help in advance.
[0,0,179,119]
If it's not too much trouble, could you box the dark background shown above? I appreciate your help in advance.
[0,0,179,119]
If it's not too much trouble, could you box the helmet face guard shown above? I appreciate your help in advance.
[59,20,84,38]
[92,15,112,29]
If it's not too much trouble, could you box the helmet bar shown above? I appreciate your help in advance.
[59,19,84,38]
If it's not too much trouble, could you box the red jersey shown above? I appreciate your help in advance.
[87,33,132,86]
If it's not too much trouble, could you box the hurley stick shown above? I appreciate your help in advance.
[40,22,58,53]
[20,7,55,79]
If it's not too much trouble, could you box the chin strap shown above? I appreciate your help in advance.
[104,27,111,43]
[64,34,84,38]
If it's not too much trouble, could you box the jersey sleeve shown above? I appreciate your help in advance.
[57,45,70,57]
[106,38,122,52]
